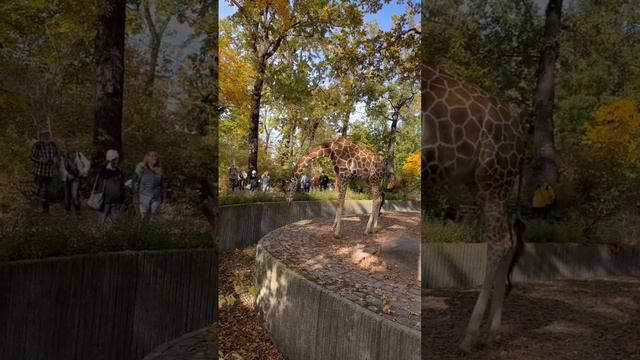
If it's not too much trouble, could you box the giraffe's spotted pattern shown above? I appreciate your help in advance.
[284,137,385,237]
[422,63,526,350]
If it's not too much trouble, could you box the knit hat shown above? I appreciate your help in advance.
[106,149,119,161]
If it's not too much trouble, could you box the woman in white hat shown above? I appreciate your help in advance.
[249,169,259,193]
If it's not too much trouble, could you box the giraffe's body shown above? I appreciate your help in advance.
[422,64,525,352]
[284,137,385,237]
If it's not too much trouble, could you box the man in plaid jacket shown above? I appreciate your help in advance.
[30,129,59,214]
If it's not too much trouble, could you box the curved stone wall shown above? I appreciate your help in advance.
[423,243,640,289]
[0,249,217,360]
[255,231,420,360]
[219,199,420,251]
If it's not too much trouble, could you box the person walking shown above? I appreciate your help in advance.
[30,129,59,214]
[261,170,271,193]
[229,163,240,191]
[97,149,125,226]
[249,170,259,193]
[319,171,329,191]
[300,174,308,192]
[133,151,166,223]
[59,140,90,216]
[303,173,311,193]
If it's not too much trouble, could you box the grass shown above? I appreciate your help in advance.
[0,214,213,262]
[220,189,412,205]
[423,218,487,243]
[423,216,590,244]
[524,218,585,243]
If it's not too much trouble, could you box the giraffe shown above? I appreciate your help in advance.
[282,137,385,238]
[422,64,525,352]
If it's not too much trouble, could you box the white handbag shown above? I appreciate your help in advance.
[87,175,104,210]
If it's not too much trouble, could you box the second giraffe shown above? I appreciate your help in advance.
[283,137,385,238]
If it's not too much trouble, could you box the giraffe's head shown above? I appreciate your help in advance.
[281,177,297,206]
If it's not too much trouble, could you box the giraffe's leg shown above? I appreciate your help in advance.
[488,236,516,337]
[333,178,348,238]
[365,185,381,234]
[373,187,384,229]
[460,198,509,353]
[459,248,499,352]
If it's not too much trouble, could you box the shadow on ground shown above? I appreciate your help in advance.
[422,278,640,360]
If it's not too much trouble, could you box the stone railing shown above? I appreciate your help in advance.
[422,243,640,289]
[0,249,217,360]
[219,199,420,251]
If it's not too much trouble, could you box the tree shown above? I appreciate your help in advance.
[93,0,126,166]
[227,0,378,171]
[574,98,640,236]
[228,0,304,171]
[531,0,562,189]
[128,0,209,97]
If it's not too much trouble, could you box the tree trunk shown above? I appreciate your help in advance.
[309,118,320,145]
[93,0,126,167]
[262,107,271,151]
[279,117,295,166]
[386,113,399,183]
[248,61,265,171]
[146,36,161,96]
[532,0,562,188]
[142,3,170,98]
[340,110,349,137]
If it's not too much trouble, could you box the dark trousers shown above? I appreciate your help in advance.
[34,175,53,212]
[230,178,240,191]
[64,178,81,213]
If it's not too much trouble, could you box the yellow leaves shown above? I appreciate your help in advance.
[269,0,292,28]
[402,152,421,178]
[220,35,255,119]
[584,98,640,169]
[242,0,292,28]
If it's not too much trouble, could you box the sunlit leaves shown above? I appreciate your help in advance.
[584,98,640,170]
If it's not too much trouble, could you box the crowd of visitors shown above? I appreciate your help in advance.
[29,129,166,226]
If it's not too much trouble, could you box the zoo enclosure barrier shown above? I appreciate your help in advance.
[0,249,217,360]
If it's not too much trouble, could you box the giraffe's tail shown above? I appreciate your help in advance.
[379,191,386,214]
[506,216,525,296]
[506,162,526,296]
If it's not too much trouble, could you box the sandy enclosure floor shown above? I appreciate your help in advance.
[422,277,640,359]
[261,212,421,329]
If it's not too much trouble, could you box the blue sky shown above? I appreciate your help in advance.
[219,1,414,31]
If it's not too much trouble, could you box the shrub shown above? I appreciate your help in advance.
[523,218,585,243]
[0,214,213,262]
[422,217,487,243]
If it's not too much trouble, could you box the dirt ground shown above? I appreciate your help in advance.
[261,212,421,329]
[422,277,640,360]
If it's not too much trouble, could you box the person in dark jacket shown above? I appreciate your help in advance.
[229,163,240,191]
[249,169,259,193]
[30,129,59,214]
[318,171,329,191]
[98,149,125,225]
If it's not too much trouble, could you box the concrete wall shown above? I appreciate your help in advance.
[422,243,640,289]
[0,249,217,360]
[219,200,420,251]
[255,242,420,360]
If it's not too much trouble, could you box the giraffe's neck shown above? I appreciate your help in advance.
[292,143,332,181]
[422,62,440,78]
